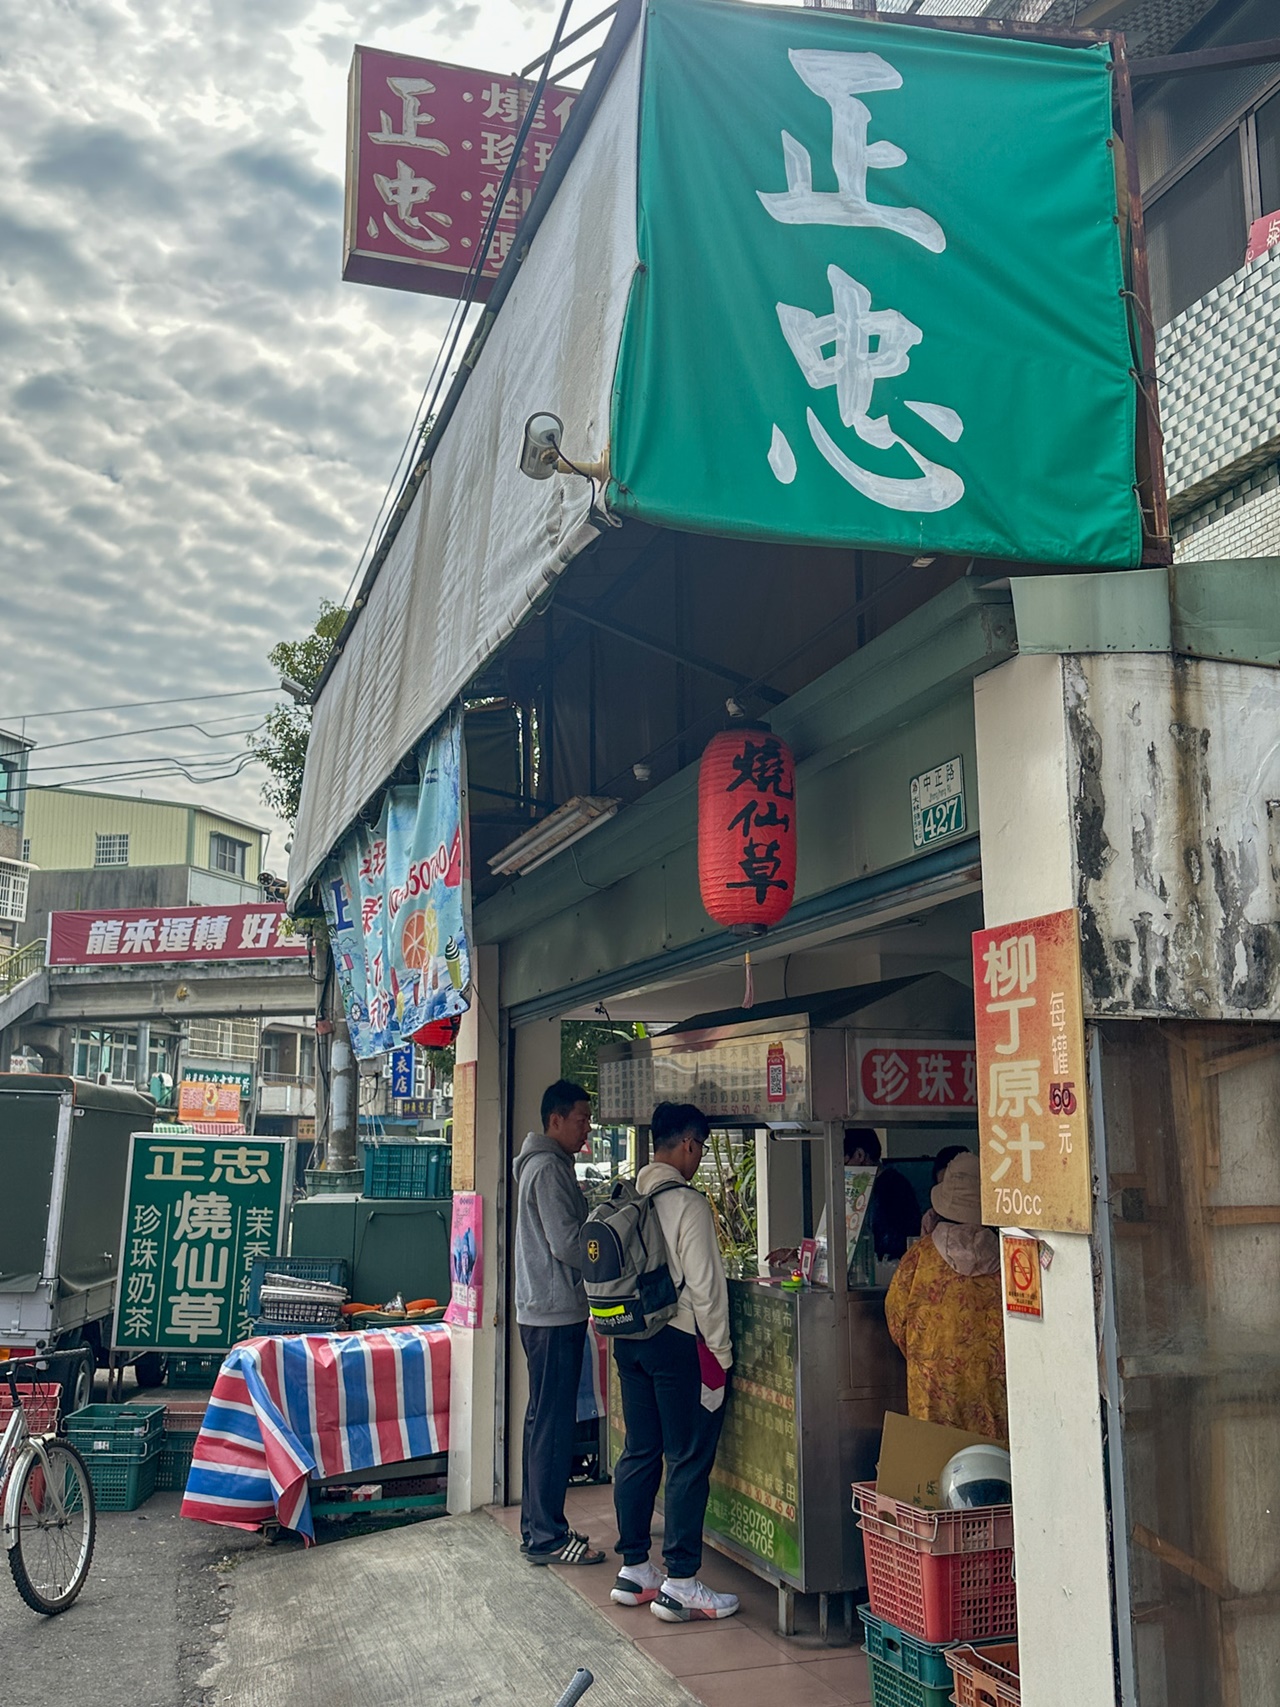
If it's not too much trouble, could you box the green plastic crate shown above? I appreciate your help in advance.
[156,1431,200,1493]
[85,1447,159,1512]
[867,1652,953,1707]
[167,1355,223,1389]
[65,1403,164,1454]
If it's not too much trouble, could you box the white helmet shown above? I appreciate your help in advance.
[940,1443,1012,1509]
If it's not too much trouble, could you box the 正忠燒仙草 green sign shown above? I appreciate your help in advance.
[611,0,1141,567]
[112,1135,292,1352]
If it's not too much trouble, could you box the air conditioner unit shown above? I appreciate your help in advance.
[0,858,31,924]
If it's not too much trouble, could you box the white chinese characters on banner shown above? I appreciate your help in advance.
[852,1037,977,1119]
[758,49,964,513]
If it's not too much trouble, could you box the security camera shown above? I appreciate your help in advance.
[520,413,564,480]
[280,675,310,703]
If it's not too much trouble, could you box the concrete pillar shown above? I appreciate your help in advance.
[447,945,504,1513]
[135,1019,151,1092]
[973,653,1116,1707]
[504,1015,564,1503]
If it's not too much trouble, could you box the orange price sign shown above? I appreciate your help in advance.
[1003,1234,1043,1319]
[973,907,1092,1233]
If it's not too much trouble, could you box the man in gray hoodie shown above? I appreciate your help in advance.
[512,1079,605,1566]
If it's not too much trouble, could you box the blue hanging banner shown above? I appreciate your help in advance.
[322,711,471,1059]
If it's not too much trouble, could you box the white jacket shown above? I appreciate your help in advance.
[636,1162,732,1369]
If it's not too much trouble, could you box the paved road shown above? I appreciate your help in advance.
[0,1371,259,1707]
[0,1490,261,1707]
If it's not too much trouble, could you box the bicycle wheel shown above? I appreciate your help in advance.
[7,1439,96,1614]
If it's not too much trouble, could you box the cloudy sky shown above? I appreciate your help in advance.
[0,0,586,854]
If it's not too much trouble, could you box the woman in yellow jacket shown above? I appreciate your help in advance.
[885,1152,1008,1442]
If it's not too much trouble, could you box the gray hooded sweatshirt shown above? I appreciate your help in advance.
[513,1132,588,1327]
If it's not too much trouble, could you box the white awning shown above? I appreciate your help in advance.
[289,20,642,902]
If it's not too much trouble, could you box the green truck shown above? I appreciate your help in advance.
[0,1075,158,1411]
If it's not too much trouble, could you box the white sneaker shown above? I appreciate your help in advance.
[610,1561,664,1606]
[651,1577,740,1621]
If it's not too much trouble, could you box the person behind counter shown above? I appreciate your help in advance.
[815,1128,921,1262]
[884,1151,1008,1441]
[610,1101,739,1623]
[513,1079,606,1568]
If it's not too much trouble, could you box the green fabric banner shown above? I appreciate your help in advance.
[610,0,1141,566]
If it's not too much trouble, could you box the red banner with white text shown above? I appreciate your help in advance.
[48,904,306,966]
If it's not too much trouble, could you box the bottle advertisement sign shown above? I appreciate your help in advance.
[973,908,1092,1233]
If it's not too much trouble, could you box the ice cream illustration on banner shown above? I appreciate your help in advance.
[445,936,464,990]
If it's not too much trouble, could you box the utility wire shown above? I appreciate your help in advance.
[0,687,279,722]
[24,712,269,755]
[24,735,269,776]
[30,753,263,793]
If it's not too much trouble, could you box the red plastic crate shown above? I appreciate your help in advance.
[946,1643,1021,1707]
[853,1482,1014,1554]
[854,1485,1016,1644]
[0,1383,60,1435]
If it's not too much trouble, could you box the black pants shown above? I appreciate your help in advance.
[613,1326,726,1580]
[520,1320,586,1553]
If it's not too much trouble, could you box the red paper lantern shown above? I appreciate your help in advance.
[698,726,797,932]
[410,1014,461,1049]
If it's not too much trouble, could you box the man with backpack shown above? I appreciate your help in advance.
[593,1101,738,1621]
[513,1079,606,1567]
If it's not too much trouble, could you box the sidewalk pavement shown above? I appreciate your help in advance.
[491,1484,872,1707]
[208,1506,701,1707]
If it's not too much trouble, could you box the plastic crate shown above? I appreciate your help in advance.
[0,1383,60,1435]
[247,1256,349,1319]
[854,1487,1016,1645]
[156,1430,200,1493]
[258,1280,345,1327]
[859,1607,994,1691]
[853,1483,1014,1554]
[867,1653,952,1707]
[305,1167,363,1195]
[363,1142,451,1200]
[167,1355,223,1389]
[65,1403,164,1455]
[86,1447,158,1512]
[946,1644,1021,1707]
[249,1318,343,1338]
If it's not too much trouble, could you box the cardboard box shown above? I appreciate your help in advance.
[876,1411,1007,1510]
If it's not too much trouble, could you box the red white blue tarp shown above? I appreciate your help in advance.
[179,1326,450,1542]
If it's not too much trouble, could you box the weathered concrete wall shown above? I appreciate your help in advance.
[1066,653,1280,1021]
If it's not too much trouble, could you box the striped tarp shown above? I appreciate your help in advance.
[179,1326,450,1541]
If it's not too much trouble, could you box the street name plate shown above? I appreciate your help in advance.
[910,756,966,848]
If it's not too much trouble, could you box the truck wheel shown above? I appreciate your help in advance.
[134,1353,166,1390]
[61,1348,94,1419]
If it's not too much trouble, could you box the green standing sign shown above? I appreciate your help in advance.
[611,0,1143,567]
[113,1135,292,1353]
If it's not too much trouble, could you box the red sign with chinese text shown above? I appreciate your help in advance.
[973,908,1091,1233]
[851,1037,977,1119]
[48,904,306,966]
[344,47,577,300]
[1246,210,1280,264]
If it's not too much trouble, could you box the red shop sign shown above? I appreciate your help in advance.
[851,1036,977,1119]
[343,47,578,300]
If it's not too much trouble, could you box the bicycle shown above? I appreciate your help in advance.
[1,1358,96,1614]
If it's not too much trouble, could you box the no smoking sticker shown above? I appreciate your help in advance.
[1003,1234,1043,1320]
